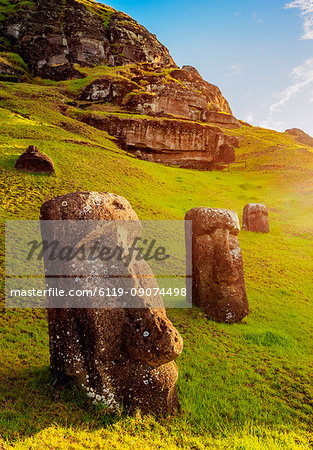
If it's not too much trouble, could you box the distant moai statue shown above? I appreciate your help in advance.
[242,203,270,233]
[185,207,249,323]
[40,191,183,415]
[15,145,55,173]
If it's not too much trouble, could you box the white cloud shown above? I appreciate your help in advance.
[259,2,313,130]
[230,64,241,76]
[252,12,263,24]
[285,0,313,39]
[261,58,313,129]
[245,111,254,123]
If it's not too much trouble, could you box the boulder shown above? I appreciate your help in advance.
[285,128,313,147]
[40,191,183,416]
[242,203,269,233]
[185,207,249,323]
[15,145,55,174]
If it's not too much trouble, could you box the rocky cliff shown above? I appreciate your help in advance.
[0,0,176,80]
[80,114,238,168]
[0,0,240,169]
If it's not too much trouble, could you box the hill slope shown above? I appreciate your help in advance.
[0,74,313,449]
[1,1,313,449]
[0,0,236,169]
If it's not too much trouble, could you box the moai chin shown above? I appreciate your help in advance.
[40,191,183,416]
[185,207,249,323]
[242,203,270,233]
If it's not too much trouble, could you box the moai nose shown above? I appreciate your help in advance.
[212,228,239,283]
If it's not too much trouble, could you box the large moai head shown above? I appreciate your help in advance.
[40,191,183,416]
[185,207,249,323]
[242,203,270,233]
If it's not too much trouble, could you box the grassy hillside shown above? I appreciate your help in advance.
[1,72,313,449]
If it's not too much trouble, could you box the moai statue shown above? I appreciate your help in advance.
[242,203,270,233]
[15,145,55,173]
[185,207,249,323]
[40,191,183,415]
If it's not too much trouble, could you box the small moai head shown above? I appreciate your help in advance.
[40,191,183,416]
[15,145,54,173]
[185,207,249,323]
[242,203,269,233]
[27,145,39,154]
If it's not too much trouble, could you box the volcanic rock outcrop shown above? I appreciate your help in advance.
[40,191,183,416]
[80,65,233,119]
[81,114,238,168]
[0,0,175,81]
[78,63,239,168]
[203,111,241,129]
[285,128,313,148]
[15,145,55,173]
[242,203,270,233]
[1,0,240,169]
[185,207,249,323]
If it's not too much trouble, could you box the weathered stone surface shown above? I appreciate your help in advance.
[123,79,209,120]
[225,135,240,148]
[80,78,136,103]
[218,144,236,163]
[285,128,313,147]
[80,65,232,120]
[15,145,54,173]
[108,13,176,67]
[81,114,238,169]
[121,67,232,118]
[40,191,183,416]
[1,0,175,80]
[174,67,232,114]
[203,111,242,129]
[185,207,249,323]
[242,203,270,233]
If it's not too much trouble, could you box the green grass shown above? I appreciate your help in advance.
[0,76,313,449]
[0,0,36,22]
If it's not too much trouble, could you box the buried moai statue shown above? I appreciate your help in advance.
[40,191,183,416]
[15,145,55,174]
[185,207,249,323]
[242,203,270,233]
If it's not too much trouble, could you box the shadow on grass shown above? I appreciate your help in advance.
[0,366,121,442]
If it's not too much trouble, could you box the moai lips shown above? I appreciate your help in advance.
[40,191,183,416]
[242,203,270,233]
[185,207,249,323]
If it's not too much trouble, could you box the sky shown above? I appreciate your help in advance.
[99,0,313,135]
